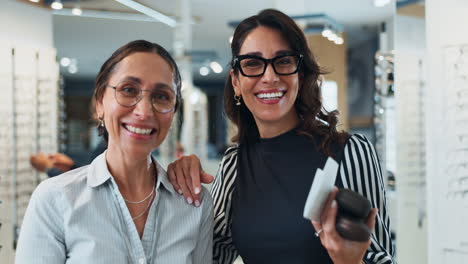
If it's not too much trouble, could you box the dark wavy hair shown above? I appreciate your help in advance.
[93,40,182,141]
[225,9,348,155]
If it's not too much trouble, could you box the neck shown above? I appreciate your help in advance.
[105,146,155,198]
[255,111,301,139]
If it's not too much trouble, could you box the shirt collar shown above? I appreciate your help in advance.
[152,157,176,195]
[87,151,176,195]
[87,151,112,187]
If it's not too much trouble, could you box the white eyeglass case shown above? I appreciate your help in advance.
[303,157,339,222]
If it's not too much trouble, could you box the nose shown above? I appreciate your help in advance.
[261,63,279,83]
[133,92,155,119]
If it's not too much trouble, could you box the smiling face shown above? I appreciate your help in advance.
[231,26,300,135]
[96,52,176,158]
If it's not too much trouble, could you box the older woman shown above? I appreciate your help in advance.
[168,9,394,264]
[15,40,213,264]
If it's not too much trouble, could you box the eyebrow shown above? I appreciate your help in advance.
[241,50,294,58]
[118,76,176,92]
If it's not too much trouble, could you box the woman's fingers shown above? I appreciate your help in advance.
[181,156,202,206]
[366,208,378,231]
[311,220,322,233]
[312,188,375,264]
[189,155,202,195]
[320,187,339,223]
[167,156,205,207]
[167,163,182,194]
[322,199,341,244]
[318,187,341,249]
[174,161,195,204]
[166,155,207,207]
[182,160,201,206]
[201,171,214,184]
[181,157,195,195]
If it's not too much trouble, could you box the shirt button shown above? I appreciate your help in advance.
[138,257,146,264]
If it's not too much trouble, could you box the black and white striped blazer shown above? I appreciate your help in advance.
[211,134,395,264]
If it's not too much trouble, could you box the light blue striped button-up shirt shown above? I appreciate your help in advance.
[15,152,213,264]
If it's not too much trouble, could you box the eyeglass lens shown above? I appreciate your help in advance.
[238,55,300,76]
[113,82,176,113]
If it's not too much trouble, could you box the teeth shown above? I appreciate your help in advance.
[126,125,152,135]
[256,92,284,99]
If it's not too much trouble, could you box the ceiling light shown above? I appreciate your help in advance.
[68,64,78,74]
[321,28,332,38]
[51,0,63,10]
[199,66,209,76]
[114,0,177,27]
[210,61,223,74]
[72,7,82,16]
[60,57,71,67]
[373,0,391,7]
[327,33,337,41]
[29,0,40,3]
[229,36,233,44]
[334,37,344,45]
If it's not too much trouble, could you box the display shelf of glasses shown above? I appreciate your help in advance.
[443,45,468,200]
[391,51,429,264]
[13,47,40,225]
[435,44,468,255]
[57,77,67,152]
[396,59,426,184]
[395,53,427,232]
[0,46,60,251]
[0,46,13,199]
[374,52,395,180]
[0,45,14,256]
[37,48,60,159]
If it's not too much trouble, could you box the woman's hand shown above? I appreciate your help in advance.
[50,153,75,171]
[167,155,214,207]
[30,152,54,172]
[312,187,377,264]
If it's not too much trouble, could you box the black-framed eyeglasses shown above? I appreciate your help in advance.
[108,81,177,114]
[233,53,303,77]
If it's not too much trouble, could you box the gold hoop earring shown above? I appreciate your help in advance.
[234,95,241,106]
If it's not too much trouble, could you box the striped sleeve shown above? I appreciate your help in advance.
[211,146,239,264]
[339,134,395,264]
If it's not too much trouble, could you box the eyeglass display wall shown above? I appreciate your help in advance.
[374,52,399,253]
[438,44,468,262]
[395,52,428,263]
[0,45,62,256]
[424,1,468,262]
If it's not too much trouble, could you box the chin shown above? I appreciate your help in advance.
[124,144,156,157]
[255,110,286,122]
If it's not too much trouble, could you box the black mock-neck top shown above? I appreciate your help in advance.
[231,128,347,264]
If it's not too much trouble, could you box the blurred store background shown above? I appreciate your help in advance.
[4,1,468,264]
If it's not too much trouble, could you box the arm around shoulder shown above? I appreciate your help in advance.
[211,146,240,263]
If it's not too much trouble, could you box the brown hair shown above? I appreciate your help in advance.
[225,9,348,155]
[93,40,182,140]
